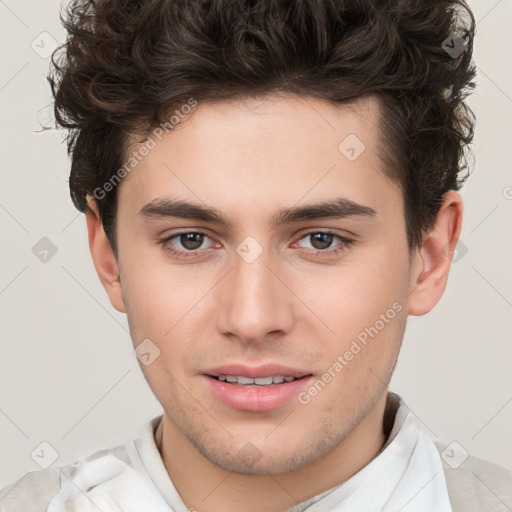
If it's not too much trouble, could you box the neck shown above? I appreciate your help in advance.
[156,392,396,512]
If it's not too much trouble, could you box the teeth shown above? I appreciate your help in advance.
[237,376,254,385]
[254,377,273,385]
[216,375,298,385]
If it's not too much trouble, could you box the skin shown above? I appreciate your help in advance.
[85,93,463,512]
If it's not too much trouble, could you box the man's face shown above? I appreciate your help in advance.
[115,94,412,474]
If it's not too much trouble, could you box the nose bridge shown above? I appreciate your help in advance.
[216,240,293,341]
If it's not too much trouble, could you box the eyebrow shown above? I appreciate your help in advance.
[138,196,377,227]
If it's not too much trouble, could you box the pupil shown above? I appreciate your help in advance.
[311,233,332,250]
[181,233,203,250]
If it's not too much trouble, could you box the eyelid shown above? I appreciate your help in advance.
[293,226,357,240]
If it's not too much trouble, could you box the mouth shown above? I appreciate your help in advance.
[208,375,309,386]
[202,364,314,412]
[204,363,311,380]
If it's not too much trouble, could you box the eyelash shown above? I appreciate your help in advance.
[159,230,355,261]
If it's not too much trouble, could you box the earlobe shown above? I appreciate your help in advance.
[84,194,126,314]
[407,190,463,317]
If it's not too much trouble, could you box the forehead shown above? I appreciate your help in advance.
[117,94,399,223]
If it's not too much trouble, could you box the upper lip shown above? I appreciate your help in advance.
[203,364,312,379]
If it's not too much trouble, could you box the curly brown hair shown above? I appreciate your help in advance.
[48,0,477,258]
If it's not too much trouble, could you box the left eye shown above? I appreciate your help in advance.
[297,232,344,251]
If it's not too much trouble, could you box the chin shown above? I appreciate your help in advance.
[195,435,333,476]
[208,451,305,475]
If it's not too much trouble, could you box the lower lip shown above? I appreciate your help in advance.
[204,375,314,412]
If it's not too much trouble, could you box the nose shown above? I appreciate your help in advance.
[215,241,295,344]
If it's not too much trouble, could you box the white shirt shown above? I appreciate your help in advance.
[2,392,453,511]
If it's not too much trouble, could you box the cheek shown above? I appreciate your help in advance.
[296,247,409,383]
[119,260,176,346]
[306,257,407,337]
[121,242,183,311]
[121,255,218,360]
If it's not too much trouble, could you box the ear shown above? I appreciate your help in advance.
[407,190,463,316]
[84,194,126,313]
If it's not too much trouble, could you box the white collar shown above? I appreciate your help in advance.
[283,392,453,511]
[46,392,452,512]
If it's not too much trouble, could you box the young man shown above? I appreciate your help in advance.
[1,0,511,510]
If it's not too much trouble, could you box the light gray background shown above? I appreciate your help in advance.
[1,0,511,489]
